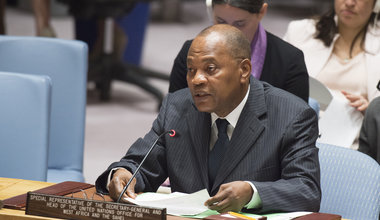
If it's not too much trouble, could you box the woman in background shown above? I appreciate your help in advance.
[169,0,310,103]
[284,0,380,149]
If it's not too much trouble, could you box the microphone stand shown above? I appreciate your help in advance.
[116,129,175,203]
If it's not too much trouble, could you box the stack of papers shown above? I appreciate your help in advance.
[318,97,363,148]
[125,189,313,220]
[125,189,210,216]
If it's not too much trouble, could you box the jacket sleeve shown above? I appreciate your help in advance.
[169,40,192,93]
[358,97,380,163]
[262,32,309,103]
[251,107,321,213]
[284,48,309,103]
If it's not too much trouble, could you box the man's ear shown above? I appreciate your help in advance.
[257,3,268,22]
[240,58,251,83]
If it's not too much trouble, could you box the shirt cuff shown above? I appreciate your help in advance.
[244,181,262,209]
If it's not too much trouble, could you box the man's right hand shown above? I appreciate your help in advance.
[108,168,137,202]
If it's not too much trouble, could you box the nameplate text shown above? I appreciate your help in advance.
[26,192,166,220]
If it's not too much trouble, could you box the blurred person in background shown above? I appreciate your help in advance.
[32,0,56,37]
[359,96,380,164]
[284,0,380,149]
[0,0,56,37]
[169,0,310,103]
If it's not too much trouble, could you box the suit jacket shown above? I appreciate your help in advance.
[359,96,380,164]
[168,32,309,102]
[96,77,321,213]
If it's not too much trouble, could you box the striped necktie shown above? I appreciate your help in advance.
[208,118,229,187]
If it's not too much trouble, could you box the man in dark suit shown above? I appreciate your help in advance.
[359,96,380,164]
[96,24,321,214]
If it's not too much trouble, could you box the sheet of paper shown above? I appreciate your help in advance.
[318,97,363,148]
[125,189,210,216]
[184,209,266,219]
[265,211,312,220]
[124,190,312,219]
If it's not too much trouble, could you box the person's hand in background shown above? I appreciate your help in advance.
[342,91,369,112]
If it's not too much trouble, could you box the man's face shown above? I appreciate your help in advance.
[186,33,248,117]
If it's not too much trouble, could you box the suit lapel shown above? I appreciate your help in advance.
[212,78,267,192]
[186,103,211,188]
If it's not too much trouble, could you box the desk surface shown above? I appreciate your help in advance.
[0,178,55,200]
[0,177,185,220]
[0,177,56,219]
[0,178,342,220]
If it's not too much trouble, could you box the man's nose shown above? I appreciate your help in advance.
[192,70,207,85]
[345,0,356,7]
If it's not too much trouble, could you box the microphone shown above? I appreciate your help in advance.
[116,129,176,203]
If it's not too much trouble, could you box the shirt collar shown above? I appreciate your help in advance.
[211,84,250,128]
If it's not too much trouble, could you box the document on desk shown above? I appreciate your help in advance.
[125,189,210,216]
[318,97,363,148]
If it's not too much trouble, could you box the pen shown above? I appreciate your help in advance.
[227,211,258,220]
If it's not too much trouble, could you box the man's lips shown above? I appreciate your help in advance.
[194,91,209,97]
[193,91,211,100]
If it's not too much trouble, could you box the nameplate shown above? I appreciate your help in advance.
[26,192,166,220]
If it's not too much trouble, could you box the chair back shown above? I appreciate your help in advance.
[308,97,320,116]
[309,76,332,111]
[0,71,51,181]
[0,36,88,182]
[317,142,380,220]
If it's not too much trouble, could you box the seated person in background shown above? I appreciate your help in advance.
[359,96,380,164]
[96,24,321,214]
[0,0,56,37]
[32,0,56,37]
[284,0,380,148]
[169,0,309,103]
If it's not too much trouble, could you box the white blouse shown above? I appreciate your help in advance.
[316,52,368,102]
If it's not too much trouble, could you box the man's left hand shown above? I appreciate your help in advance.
[204,181,253,213]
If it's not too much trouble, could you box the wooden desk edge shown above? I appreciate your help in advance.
[0,178,343,220]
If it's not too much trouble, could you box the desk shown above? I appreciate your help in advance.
[0,178,55,219]
[0,178,55,200]
[0,178,184,220]
[0,178,342,220]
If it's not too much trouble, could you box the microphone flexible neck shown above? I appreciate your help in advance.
[116,130,175,203]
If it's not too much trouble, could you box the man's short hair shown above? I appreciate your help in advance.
[212,0,264,14]
[198,24,251,60]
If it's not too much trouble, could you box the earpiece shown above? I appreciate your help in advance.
[373,0,380,13]
[206,0,212,10]
[206,0,213,23]
[373,0,380,28]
